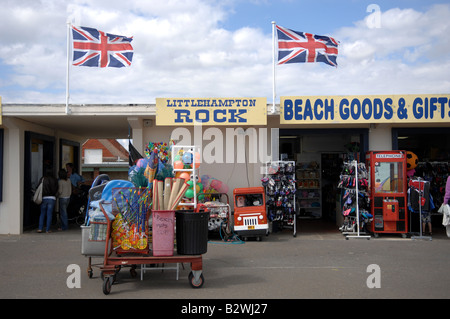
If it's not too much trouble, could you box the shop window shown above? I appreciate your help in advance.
[85,149,103,164]
[59,139,80,170]
[235,194,264,207]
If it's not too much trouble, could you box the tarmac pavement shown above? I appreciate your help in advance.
[1,219,449,303]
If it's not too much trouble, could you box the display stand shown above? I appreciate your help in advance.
[410,178,432,241]
[264,161,296,237]
[296,158,322,219]
[171,145,200,210]
[339,160,370,240]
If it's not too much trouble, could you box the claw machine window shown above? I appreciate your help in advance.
[374,161,405,194]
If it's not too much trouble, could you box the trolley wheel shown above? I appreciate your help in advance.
[102,276,112,295]
[188,271,204,288]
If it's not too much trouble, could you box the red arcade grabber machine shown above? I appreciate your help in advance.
[366,151,408,237]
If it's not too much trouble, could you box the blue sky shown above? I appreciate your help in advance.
[221,0,447,32]
[0,0,449,105]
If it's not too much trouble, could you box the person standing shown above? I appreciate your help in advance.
[444,176,450,206]
[442,176,450,237]
[57,169,72,231]
[65,163,85,189]
[37,170,58,233]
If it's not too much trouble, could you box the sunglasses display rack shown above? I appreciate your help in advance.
[262,161,297,237]
[338,160,371,240]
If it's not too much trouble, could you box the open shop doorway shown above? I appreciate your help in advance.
[24,132,56,230]
[279,128,368,232]
[394,127,450,233]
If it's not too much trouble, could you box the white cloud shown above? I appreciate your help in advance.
[295,4,450,96]
[0,1,449,104]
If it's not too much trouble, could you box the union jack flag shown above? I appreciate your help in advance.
[276,25,338,67]
[72,26,133,68]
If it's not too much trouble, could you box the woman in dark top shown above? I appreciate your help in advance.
[37,171,58,233]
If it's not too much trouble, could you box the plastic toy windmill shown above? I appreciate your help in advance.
[110,187,152,251]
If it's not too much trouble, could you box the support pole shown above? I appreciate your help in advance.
[66,22,71,115]
[271,21,276,114]
[411,178,432,241]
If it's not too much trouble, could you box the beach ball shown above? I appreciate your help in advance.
[136,158,149,168]
[182,152,193,164]
[185,188,194,199]
[193,152,201,169]
[179,172,190,182]
[406,151,418,170]
[197,182,203,193]
[173,160,184,170]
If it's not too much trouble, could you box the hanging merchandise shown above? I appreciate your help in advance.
[111,187,152,252]
[408,178,433,241]
[414,161,450,208]
[338,160,371,239]
[127,141,174,188]
[263,161,297,237]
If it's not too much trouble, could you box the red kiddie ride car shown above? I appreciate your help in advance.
[233,187,268,241]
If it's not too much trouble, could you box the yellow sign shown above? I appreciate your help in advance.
[156,97,267,126]
[280,94,450,124]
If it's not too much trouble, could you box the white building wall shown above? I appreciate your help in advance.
[0,121,23,234]
[369,124,392,151]
[139,122,275,208]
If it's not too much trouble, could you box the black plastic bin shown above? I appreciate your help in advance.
[176,210,209,255]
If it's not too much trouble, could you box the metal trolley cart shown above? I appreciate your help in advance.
[97,199,204,295]
[80,174,111,278]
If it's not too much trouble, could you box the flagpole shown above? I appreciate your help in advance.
[66,21,71,115]
[271,21,276,114]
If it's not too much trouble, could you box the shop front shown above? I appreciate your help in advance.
[278,128,368,223]
[278,94,450,232]
[1,94,449,235]
[147,94,450,234]
[0,104,134,234]
[394,127,450,232]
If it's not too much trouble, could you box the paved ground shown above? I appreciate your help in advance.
[0,219,449,305]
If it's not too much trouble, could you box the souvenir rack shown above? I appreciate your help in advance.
[263,161,297,237]
[338,160,371,240]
